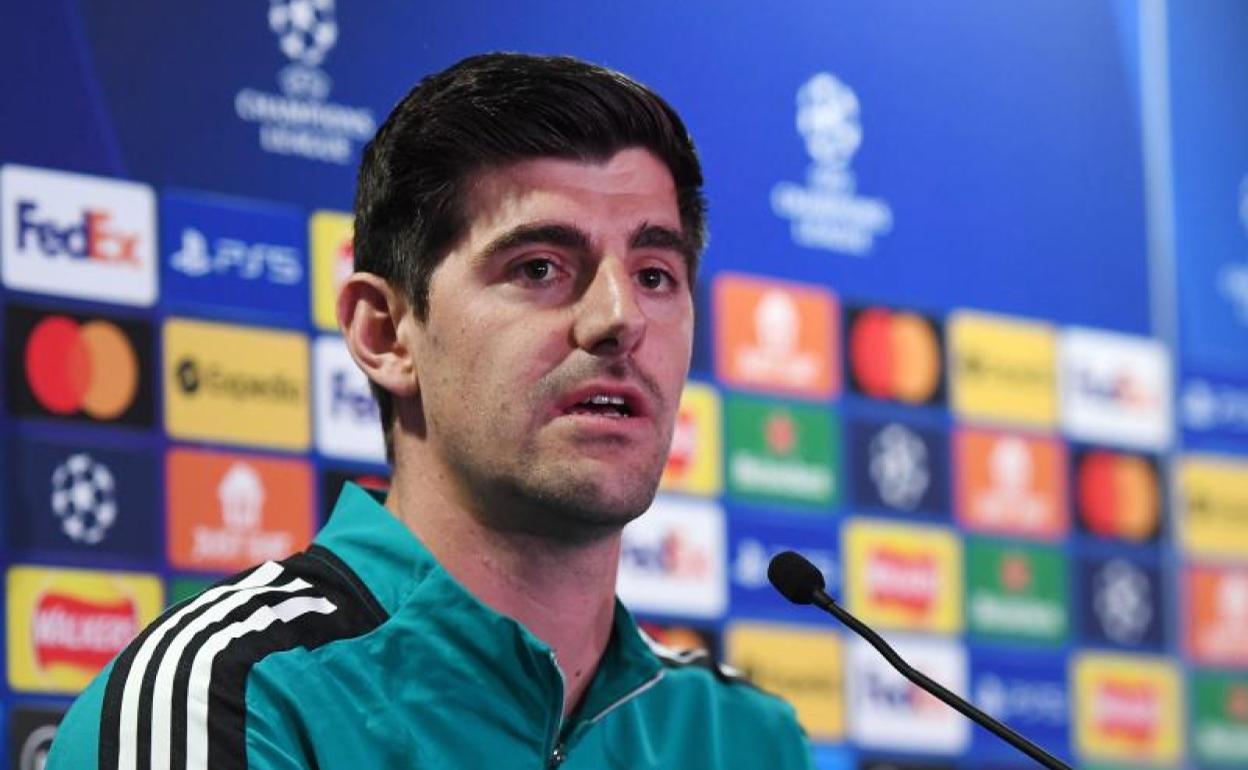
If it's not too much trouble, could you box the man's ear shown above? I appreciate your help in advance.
[337,272,419,399]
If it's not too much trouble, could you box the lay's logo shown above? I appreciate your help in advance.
[1074,654,1182,764]
[7,565,162,693]
[866,548,938,615]
[845,519,962,634]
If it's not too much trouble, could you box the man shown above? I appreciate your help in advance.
[49,53,814,769]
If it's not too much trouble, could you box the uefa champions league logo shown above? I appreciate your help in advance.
[270,0,337,99]
[771,72,893,257]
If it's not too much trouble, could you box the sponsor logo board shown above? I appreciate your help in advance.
[725,395,839,509]
[970,652,1070,760]
[1185,564,1248,667]
[846,306,944,405]
[618,496,726,618]
[1074,448,1163,543]
[659,381,722,496]
[9,705,65,770]
[948,311,1057,428]
[1,164,157,305]
[954,428,1067,540]
[8,434,159,560]
[314,335,384,462]
[6,565,162,693]
[160,189,307,320]
[1059,328,1171,450]
[5,304,155,428]
[966,539,1067,644]
[311,210,353,330]
[847,635,969,753]
[1192,672,1248,766]
[164,318,310,450]
[770,72,893,256]
[844,518,962,634]
[726,622,844,741]
[714,273,839,398]
[1077,556,1164,651]
[849,418,949,516]
[1073,654,1182,764]
[729,511,840,619]
[1180,454,1248,557]
[166,446,314,573]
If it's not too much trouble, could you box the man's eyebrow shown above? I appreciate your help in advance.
[630,223,694,261]
[475,223,591,263]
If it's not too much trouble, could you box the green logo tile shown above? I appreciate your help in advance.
[1194,672,1248,765]
[966,538,1066,643]
[725,395,838,509]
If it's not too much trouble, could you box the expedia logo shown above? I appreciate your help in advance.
[5,304,154,427]
[174,357,301,403]
[949,312,1057,427]
[32,592,138,672]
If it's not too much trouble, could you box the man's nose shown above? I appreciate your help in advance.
[572,258,645,356]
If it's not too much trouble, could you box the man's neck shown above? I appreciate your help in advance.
[384,466,620,719]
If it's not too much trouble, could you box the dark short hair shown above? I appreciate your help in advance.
[352,52,707,462]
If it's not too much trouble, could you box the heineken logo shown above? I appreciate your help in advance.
[726,395,838,508]
[967,540,1066,643]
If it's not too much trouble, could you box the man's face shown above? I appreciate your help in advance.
[411,148,694,541]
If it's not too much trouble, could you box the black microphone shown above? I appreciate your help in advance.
[767,550,1071,770]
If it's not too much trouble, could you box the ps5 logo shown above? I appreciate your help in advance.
[1219,174,1248,324]
[170,227,302,285]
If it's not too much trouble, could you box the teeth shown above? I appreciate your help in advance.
[585,395,626,406]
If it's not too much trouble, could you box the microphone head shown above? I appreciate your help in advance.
[768,550,826,605]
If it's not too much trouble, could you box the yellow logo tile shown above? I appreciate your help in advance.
[310,210,354,331]
[659,381,722,496]
[7,565,163,694]
[1179,454,1248,558]
[844,518,963,634]
[164,318,310,450]
[1074,653,1183,764]
[725,622,843,741]
[948,311,1057,428]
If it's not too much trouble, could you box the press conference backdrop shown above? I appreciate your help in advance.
[2,1,1247,768]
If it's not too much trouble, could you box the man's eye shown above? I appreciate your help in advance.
[638,267,676,291]
[517,258,558,283]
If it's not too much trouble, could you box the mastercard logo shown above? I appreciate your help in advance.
[1076,450,1161,542]
[24,316,138,418]
[847,307,943,404]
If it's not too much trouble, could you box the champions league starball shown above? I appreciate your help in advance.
[50,453,118,545]
[269,0,338,68]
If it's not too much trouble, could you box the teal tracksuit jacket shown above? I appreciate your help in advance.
[48,483,814,769]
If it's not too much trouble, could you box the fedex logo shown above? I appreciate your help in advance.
[332,370,378,421]
[848,635,969,753]
[2,164,157,305]
[621,530,710,578]
[863,670,943,714]
[314,336,385,462]
[16,201,141,264]
[617,497,726,618]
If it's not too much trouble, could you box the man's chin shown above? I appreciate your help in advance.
[499,466,662,543]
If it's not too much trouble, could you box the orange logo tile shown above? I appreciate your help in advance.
[954,428,1068,540]
[713,273,838,398]
[1186,564,1248,667]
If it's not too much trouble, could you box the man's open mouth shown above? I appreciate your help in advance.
[564,394,635,418]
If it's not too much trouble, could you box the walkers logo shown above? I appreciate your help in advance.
[726,622,844,740]
[1182,374,1248,439]
[849,419,948,515]
[1078,556,1164,651]
[321,468,389,522]
[5,304,155,428]
[971,652,1070,760]
[847,635,968,753]
[9,435,159,560]
[966,540,1066,644]
[311,210,354,330]
[1,164,157,306]
[1074,449,1162,543]
[1185,564,1248,667]
[954,428,1067,540]
[1180,454,1248,557]
[233,1,376,164]
[725,395,839,508]
[1059,328,1172,450]
[845,519,961,634]
[618,497,726,618]
[160,189,307,321]
[948,311,1057,428]
[6,565,162,693]
[1192,672,1248,766]
[729,513,840,619]
[10,705,65,770]
[713,274,839,398]
[164,318,310,450]
[660,381,722,496]
[314,335,384,462]
[770,72,893,256]
[167,447,314,572]
[846,306,944,405]
[1073,654,1181,764]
